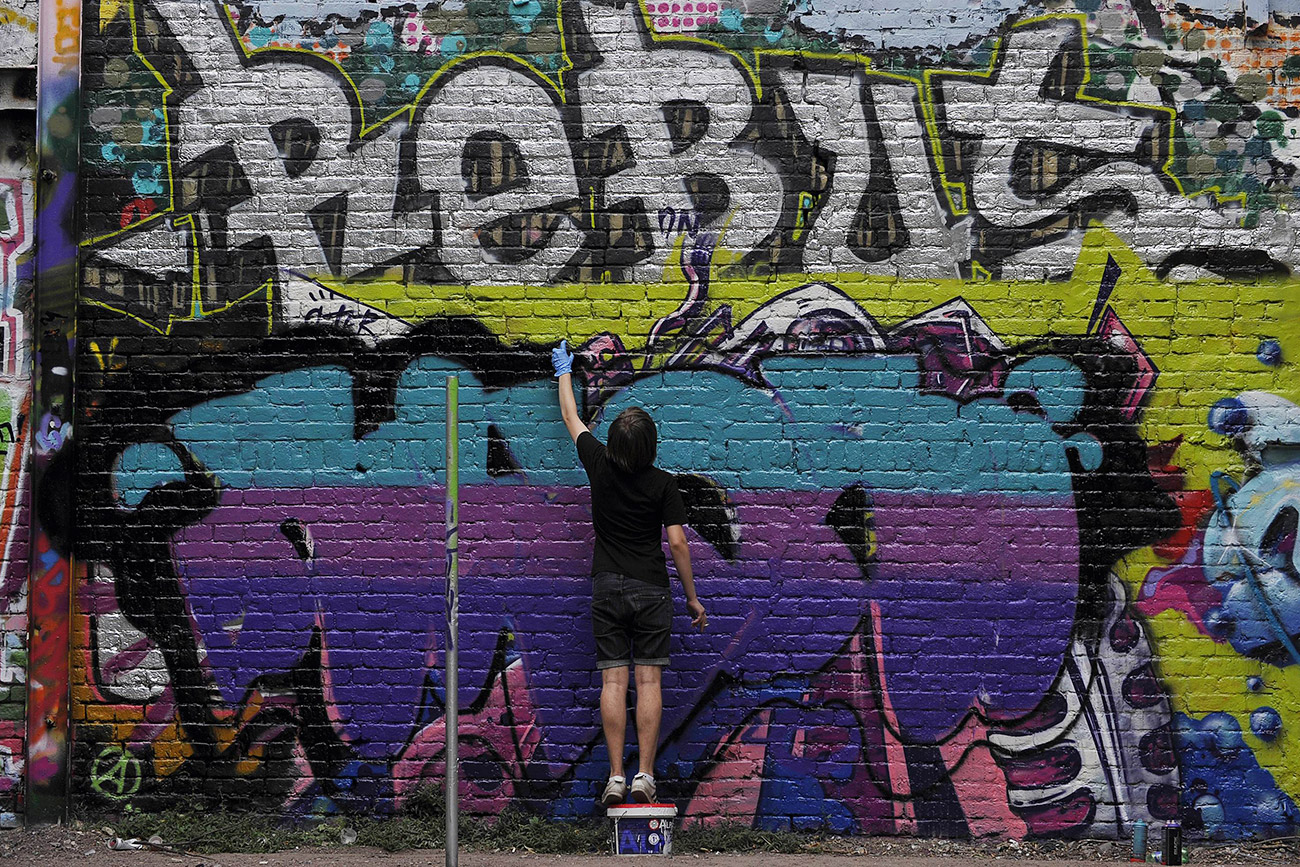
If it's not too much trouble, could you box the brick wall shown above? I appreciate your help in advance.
[0,0,37,826]
[64,0,1300,839]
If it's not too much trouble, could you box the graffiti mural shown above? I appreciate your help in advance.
[0,170,28,825]
[0,1,36,68]
[82,0,1300,308]
[80,278,1182,831]
[53,0,1300,842]
[0,0,36,827]
[1139,388,1300,839]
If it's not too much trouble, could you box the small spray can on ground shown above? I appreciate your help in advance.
[1162,821,1182,866]
[1131,820,1148,862]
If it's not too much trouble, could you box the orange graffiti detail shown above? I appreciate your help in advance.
[1168,16,1300,109]
[49,0,83,69]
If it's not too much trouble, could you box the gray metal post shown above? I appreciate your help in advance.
[445,376,459,867]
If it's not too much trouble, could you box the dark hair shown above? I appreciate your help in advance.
[608,407,657,474]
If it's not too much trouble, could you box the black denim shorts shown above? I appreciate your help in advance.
[591,571,671,669]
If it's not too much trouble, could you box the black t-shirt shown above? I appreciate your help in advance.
[577,431,687,588]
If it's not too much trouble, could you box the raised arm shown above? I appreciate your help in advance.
[667,524,706,631]
[553,341,588,444]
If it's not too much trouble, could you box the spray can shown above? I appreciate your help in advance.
[1131,820,1148,862]
[1162,821,1182,866]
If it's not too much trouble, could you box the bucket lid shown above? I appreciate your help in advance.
[607,804,678,818]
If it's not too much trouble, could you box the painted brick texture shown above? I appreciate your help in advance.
[0,0,38,824]
[53,0,1300,841]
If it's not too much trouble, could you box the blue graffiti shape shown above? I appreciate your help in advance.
[1256,340,1283,368]
[1202,393,1300,668]
[115,348,1102,785]
[1249,707,1282,743]
[1177,712,1300,840]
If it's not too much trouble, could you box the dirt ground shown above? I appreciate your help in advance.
[5,824,1300,867]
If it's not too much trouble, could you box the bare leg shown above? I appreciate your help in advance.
[601,666,630,778]
[633,664,662,777]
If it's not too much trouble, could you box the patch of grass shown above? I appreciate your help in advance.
[94,797,608,855]
[352,809,608,854]
[108,806,346,853]
[91,794,825,856]
[464,811,609,854]
[676,821,820,853]
[397,788,608,854]
[351,815,442,852]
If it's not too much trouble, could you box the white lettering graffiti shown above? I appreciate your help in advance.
[90,0,1292,317]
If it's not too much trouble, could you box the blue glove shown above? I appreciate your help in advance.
[552,340,574,377]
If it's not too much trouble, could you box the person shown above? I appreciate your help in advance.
[552,340,707,806]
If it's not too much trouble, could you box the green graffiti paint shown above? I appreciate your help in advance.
[89,747,142,801]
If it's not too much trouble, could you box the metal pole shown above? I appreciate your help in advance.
[445,376,459,867]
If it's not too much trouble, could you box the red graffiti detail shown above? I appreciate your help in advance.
[119,198,157,229]
[26,530,71,786]
[1152,489,1216,562]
